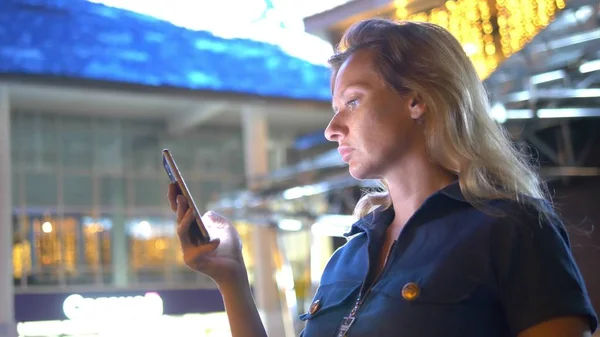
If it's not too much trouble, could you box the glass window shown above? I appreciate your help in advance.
[134,177,164,207]
[94,118,120,134]
[192,146,219,172]
[81,216,112,272]
[61,217,79,274]
[95,132,124,173]
[25,172,57,206]
[60,117,93,169]
[127,216,182,284]
[29,215,78,285]
[17,126,37,167]
[200,181,222,206]
[122,120,163,172]
[12,113,247,288]
[13,239,32,281]
[159,138,194,172]
[100,176,126,207]
[131,139,160,174]
[39,115,59,168]
[12,170,20,207]
[63,174,93,206]
[11,147,21,168]
[189,181,205,207]
[11,112,33,167]
[226,148,245,176]
[11,113,23,164]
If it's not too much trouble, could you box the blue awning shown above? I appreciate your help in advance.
[0,0,332,101]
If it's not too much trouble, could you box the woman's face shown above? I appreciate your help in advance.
[324,50,426,180]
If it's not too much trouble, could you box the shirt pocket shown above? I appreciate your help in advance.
[299,281,361,321]
[375,273,481,305]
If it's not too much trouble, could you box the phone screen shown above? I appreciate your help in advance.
[162,149,210,245]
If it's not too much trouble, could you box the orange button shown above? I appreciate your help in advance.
[402,282,420,301]
[309,299,321,314]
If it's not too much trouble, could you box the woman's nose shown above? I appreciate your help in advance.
[324,120,340,142]
[324,114,346,142]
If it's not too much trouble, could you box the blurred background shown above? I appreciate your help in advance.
[0,0,599,336]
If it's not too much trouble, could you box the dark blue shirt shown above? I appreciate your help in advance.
[300,182,597,337]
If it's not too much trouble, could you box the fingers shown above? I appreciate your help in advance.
[167,183,180,212]
[178,208,221,253]
[188,238,221,255]
[176,195,189,223]
[177,206,195,246]
[182,238,221,270]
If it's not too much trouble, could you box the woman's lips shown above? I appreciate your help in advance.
[338,146,354,162]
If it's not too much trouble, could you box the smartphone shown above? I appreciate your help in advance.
[162,149,210,245]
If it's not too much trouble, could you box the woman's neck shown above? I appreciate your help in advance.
[383,154,455,230]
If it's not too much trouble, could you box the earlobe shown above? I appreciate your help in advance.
[409,97,426,121]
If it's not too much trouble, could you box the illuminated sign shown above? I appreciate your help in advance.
[15,288,225,322]
[62,292,164,321]
[17,312,231,337]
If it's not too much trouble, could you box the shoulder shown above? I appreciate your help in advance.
[482,200,598,335]
[482,198,570,247]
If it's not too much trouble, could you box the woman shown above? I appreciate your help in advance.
[168,19,597,336]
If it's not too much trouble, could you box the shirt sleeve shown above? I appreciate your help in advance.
[494,205,598,336]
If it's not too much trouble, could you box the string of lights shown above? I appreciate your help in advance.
[394,0,566,78]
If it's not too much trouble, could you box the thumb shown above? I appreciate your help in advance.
[187,237,220,257]
[202,211,230,225]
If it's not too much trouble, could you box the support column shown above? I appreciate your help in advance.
[111,192,128,287]
[111,124,128,287]
[0,86,17,337]
[241,108,287,337]
[242,108,269,190]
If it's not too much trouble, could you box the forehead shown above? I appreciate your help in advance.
[332,50,381,94]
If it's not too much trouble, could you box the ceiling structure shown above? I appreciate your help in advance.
[209,0,600,220]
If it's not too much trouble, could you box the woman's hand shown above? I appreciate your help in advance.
[168,183,246,285]
[168,184,267,337]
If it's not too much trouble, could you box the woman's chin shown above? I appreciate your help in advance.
[348,162,372,180]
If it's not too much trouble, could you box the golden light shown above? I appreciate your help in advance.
[394,0,564,78]
[41,221,53,233]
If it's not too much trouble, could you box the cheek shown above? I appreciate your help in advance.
[361,115,400,148]
[368,120,415,160]
[356,111,382,141]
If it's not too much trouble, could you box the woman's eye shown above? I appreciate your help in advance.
[346,99,358,109]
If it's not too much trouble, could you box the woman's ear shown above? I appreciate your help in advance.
[408,93,426,121]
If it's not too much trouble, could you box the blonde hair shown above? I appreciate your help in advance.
[328,19,552,220]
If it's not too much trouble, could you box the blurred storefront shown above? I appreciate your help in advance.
[9,112,245,288]
[1,0,334,336]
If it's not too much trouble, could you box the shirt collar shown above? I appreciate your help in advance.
[439,180,466,202]
[344,180,466,237]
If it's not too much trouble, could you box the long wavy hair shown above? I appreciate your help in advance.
[328,19,553,220]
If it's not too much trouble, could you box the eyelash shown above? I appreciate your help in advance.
[346,99,358,109]
[333,99,359,115]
